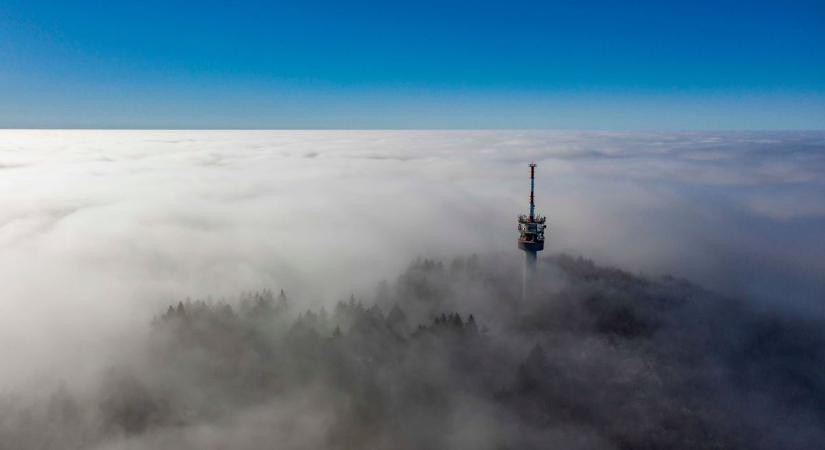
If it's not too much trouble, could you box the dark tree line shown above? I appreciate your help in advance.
[2,254,823,449]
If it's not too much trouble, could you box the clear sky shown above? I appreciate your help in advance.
[1,0,823,129]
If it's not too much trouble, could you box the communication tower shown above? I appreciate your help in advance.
[518,163,547,298]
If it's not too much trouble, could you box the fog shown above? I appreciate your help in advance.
[1,130,823,449]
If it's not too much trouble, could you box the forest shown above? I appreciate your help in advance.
[1,254,823,450]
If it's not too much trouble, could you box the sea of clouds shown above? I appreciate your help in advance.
[1,130,823,390]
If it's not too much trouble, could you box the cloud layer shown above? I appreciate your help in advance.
[0,130,823,391]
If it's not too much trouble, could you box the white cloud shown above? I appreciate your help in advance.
[0,129,823,388]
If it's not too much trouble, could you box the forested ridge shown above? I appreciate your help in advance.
[2,255,823,449]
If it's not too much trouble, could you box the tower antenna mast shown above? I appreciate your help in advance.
[529,162,536,220]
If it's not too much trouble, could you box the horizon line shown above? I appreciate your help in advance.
[2,127,824,133]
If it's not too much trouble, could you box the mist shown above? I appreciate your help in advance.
[1,130,823,449]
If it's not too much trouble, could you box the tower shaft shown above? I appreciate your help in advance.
[523,249,537,300]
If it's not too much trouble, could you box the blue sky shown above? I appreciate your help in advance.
[1,0,823,129]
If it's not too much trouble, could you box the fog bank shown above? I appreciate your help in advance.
[0,130,823,448]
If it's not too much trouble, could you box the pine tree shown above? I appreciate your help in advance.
[466,314,478,335]
[517,343,550,393]
[276,289,288,314]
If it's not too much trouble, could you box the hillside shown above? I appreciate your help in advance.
[2,255,823,450]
